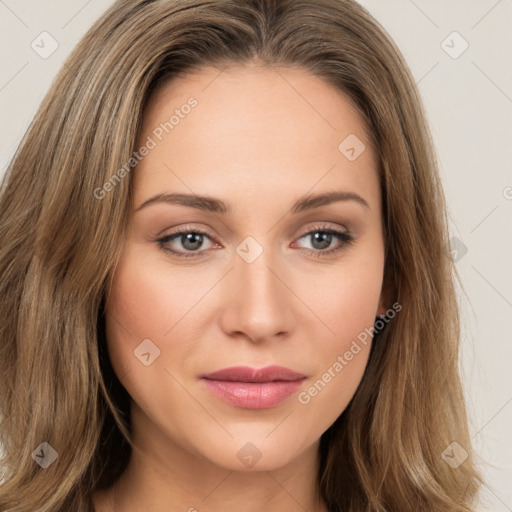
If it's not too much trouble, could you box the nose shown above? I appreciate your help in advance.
[218,247,295,344]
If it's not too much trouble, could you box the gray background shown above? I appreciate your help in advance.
[1,1,511,509]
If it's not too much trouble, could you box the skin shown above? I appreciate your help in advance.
[93,62,389,512]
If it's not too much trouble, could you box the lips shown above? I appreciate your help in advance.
[201,365,306,383]
[200,365,307,409]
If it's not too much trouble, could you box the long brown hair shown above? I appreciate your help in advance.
[0,0,482,510]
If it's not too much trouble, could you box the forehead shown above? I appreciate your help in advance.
[133,64,379,213]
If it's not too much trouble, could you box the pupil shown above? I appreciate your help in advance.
[312,232,331,250]
[183,233,203,250]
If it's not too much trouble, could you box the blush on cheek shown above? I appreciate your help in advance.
[304,268,381,410]
[107,256,173,342]
[310,272,383,348]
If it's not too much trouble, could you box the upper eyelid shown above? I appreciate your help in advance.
[159,223,350,250]
[296,223,348,236]
[161,222,348,240]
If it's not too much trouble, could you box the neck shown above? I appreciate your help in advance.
[95,402,329,512]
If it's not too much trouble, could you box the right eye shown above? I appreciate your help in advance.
[157,228,219,259]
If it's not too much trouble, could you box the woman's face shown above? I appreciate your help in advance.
[105,64,387,471]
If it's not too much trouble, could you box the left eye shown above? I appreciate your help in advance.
[295,228,354,253]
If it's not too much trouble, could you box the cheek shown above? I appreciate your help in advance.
[104,242,220,399]
[295,252,384,418]
[105,240,206,344]
[104,247,193,420]
[104,246,176,384]
[303,251,384,351]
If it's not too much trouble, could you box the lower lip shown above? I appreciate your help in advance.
[201,378,305,409]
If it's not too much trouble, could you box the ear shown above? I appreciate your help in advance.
[376,265,395,317]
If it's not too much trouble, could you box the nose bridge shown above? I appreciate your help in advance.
[220,236,294,342]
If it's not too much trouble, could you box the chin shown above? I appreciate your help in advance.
[194,433,316,473]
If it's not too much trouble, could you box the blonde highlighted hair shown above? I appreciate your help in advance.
[0,0,481,510]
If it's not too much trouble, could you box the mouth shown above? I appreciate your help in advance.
[200,365,307,409]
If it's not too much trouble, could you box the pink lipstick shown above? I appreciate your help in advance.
[200,365,306,409]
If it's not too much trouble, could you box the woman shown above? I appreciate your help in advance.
[0,0,482,510]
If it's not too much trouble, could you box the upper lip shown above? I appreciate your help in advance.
[200,365,306,383]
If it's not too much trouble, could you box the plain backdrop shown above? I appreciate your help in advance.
[1,1,511,510]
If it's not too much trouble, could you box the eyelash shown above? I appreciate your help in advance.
[156,224,355,259]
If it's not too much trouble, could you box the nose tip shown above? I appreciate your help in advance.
[218,249,295,343]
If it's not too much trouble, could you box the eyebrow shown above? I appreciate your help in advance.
[135,190,370,214]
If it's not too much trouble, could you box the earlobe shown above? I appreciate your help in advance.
[377,266,395,317]
[376,296,389,317]
[376,291,385,317]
